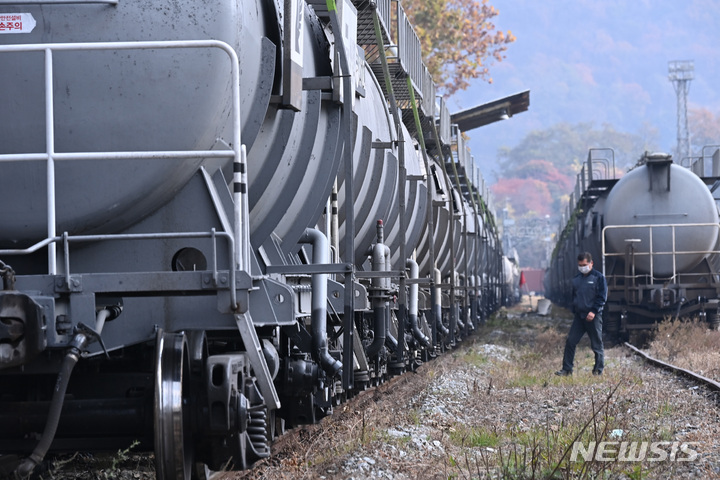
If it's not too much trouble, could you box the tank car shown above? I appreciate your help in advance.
[546,149,720,339]
[0,0,505,477]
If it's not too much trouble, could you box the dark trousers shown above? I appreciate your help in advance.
[562,313,604,373]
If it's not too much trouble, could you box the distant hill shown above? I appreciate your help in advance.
[450,0,720,184]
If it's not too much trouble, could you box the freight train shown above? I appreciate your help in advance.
[545,148,720,340]
[0,0,507,477]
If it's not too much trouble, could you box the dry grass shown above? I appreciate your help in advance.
[23,309,720,480]
[213,311,720,479]
[437,331,672,478]
[647,317,720,380]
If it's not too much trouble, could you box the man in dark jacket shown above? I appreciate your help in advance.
[556,252,607,376]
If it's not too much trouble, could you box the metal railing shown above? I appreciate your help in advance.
[0,40,248,292]
[420,64,435,118]
[0,0,116,3]
[375,0,391,39]
[601,223,720,283]
[587,148,616,181]
[565,148,618,226]
[396,2,422,96]
[685,146,720,177]
[436,95,451,145]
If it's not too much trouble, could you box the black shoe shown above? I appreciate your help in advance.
[592,369,602,376]
[555,370,572,376]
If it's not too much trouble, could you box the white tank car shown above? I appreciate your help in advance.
[603,153,719,277]
[0,0,279,245]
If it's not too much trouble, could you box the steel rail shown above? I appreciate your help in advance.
[624,342,720,392]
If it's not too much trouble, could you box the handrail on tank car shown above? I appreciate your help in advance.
[601,223,720,283]
[587,148,616,181]
[396,2,423,99]
[0,40,248,299]
[0,231,239,310]
[592,157,610,179]
[680,147,720,176]
[0,0,117,4]
[702,145,720,163]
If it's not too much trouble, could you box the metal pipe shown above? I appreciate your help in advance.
[469,275,478,326]
[366,302,386,358]
[434,268,448,336]
[331,180,339,264]
[299,228,342,377]
[330,0,356,392]
[406,259,430,346]
[45,48,56,275]
[367,221,392,356]
[384,304,398,352]
[365,240,388,358]
[458,273,472,331]
[455,302,465,331]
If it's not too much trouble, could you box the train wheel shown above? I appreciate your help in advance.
[154,331,200,480]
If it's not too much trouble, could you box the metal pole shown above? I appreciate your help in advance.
[328,1,355,391]
[45,48,57,274]
[375,8,408,363]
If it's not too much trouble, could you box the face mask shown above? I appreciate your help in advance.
[578,265,591,274]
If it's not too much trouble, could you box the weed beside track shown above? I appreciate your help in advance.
[30,300,720,479]
[232,301,720,479]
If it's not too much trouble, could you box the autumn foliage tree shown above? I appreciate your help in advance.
[689,107,720,152]
[403,0,515,95]
[492,178,554,217]
[492,122,659,268]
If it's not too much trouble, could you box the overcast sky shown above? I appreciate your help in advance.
[450,0,720,183]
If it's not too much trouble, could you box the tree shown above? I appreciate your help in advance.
[689,107,720,153]
[493,122,659,269]
[403,0,515,95]
[496,122,658,181]
[491,178,553,217]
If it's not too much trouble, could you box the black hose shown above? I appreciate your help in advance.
[16,336,85,477]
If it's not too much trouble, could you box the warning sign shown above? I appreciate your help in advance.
[0,13,36,34]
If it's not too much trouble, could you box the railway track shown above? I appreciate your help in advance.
[12,314,720,479]
[225,360,436,479]
[624,342,720,393]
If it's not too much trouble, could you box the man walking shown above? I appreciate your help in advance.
[556,252,607,376]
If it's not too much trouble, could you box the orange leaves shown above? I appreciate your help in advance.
[403,0,515,95]
[491,178,554,217]
[688,107,720,150]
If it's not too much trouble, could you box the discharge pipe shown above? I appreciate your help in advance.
[366,221,392,356]
[299,228,342,377]
[456,273,466,332]
[384,304,398,352]
[406,259,430,346]
[469,275,479,326]
[434,268,449,337]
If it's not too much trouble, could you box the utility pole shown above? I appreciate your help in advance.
[668,60,694,162]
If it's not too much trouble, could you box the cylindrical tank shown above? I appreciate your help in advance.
[0,0,279,246]
[247,7,341,252]
[416,163,453,277]
[0,1,343,256]
[0,0,279,247]
[336,61,399,264]
[604,156,719,276]
[383,127,428,269]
